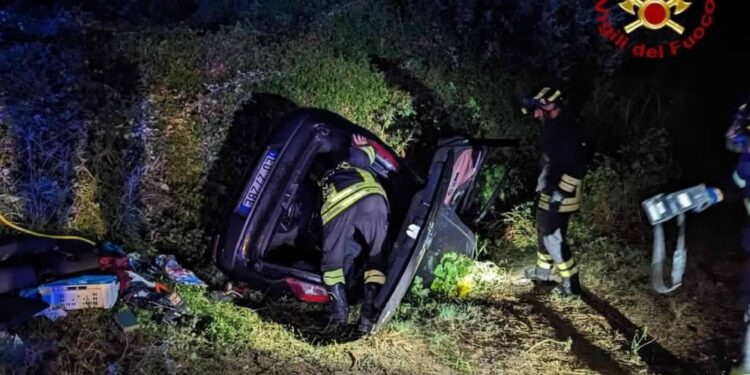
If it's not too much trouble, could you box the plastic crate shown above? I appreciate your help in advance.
[38,275,119,310]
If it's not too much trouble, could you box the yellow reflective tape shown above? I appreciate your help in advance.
[537,252,553,261]
[735,171,747,189]
[322,168,372,208]
[365,269,385,279]
[321,168,384,213]
[534,87,551,100]
[364,270,386,285]
[537,260,553,269]
[561,196,581,205]
[323,269,346,286]
[539,199,580,212]
[561,174,582,186]
[539,193,551,202]
[359,145,376,164]
[559,266,579,278]
[556,259,576,271]
[322,181,379,213]
[559,180,576,193]
[558,204,580,213]
[561,185,582,205]
[322,186,387,225]
[548,90,561,102]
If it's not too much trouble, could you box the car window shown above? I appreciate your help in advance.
[461,153,507,222]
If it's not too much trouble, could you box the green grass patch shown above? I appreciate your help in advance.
[262,42,415,152]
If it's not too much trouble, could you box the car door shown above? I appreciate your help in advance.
[368,137,517,332]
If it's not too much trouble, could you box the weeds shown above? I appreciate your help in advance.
[498,202,537,253]
[630,327,656,358]
[427,331,473,373]
[526,337,573,354]
[1,1,703,374]
[431,252,476,298]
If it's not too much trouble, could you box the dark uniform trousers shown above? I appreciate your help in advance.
[535,209,576,278]
[321,195,388,286]
[722,152,750,306]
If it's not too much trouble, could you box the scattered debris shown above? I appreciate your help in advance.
[37,306,67,321]
[114,309,139,332]
[155,255,206,287]
[208,281,250,302]
[121,270,190,326]
[38,275,119,310]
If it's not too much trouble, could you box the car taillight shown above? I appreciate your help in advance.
[285,278,329,303]
[369,140,400,171]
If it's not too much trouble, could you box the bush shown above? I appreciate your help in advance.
[262,43,416,153]
[414,0,626,81]
[576,127,678,242]
[497,202,537,252]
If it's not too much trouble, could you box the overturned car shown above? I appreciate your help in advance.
[213,108,515,332]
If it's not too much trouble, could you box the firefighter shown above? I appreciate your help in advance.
[521,87,587,296]
[319,134,389,331]
[725,99,750,375]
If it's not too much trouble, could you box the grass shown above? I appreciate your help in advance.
[67,165,108,239]
[0,1,735,374]
[12,285,522,374]
[630,327,657,358]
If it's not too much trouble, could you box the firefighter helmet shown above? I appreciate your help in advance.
[521,87,563,115]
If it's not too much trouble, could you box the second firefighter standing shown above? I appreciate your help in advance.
[522,87,587,296]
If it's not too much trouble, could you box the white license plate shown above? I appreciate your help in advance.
[236,149,278,217]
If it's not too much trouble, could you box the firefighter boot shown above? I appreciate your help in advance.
[522,252,554,282]
[358,283,381,333]
[553,273,582,297]
[523,265,552,282]
[326,283,348,325]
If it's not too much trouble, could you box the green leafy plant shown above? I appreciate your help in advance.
[409,275,431,302]
[476,164,506,207]
[431,252,475,298]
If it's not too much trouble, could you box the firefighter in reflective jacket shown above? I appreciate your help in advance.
[522,87,587,296]
[725,99,750,375]
[320,134,389,331]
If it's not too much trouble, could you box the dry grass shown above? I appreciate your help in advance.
[67,164,108,239]
[0,2,733,375]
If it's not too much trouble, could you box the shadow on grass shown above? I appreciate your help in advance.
[518,282,705,375]
[83,30,145,244]
[468,284,633,375]
[237,295,365,345]
[501,282,704,375]
[577,289,700,375]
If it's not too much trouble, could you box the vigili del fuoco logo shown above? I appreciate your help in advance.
[595,0,716,58]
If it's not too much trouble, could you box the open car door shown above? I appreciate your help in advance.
[369,137,517,333]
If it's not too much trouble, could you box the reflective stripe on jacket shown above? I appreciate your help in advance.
[538,176,582,213]
[321,166,387,225]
